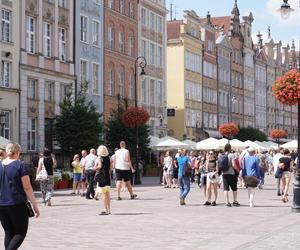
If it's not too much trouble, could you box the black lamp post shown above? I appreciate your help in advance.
[278,0,300,212]
[134,56,147,185]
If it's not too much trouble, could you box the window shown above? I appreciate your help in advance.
[80,16,88,42]
[80,60,87,83]
[92,21,100,46]
[94,0,101,4]
[108,25,114,49]
[1,10,11,42]
[118,70,124,97]
[157,46,162,67]
[92,64,99,93]
[108,68,114,96]
[207,40,213,52]
[44,81,55,101]
[141,8,146,26]
[43,22,51,57]
[129,74,135,99]
[27,118,36,151]
[141,40,146,58]
[128,35,134,57]
[142,78,147,103]
[150,79,155,105]
[150,43,155,65]
[157,81,163,106]
[119,31,124,53]
[185,50,201,73]
[157,16,163,33]
[129,2,134,18]
[0,111,10,139]
[1,61,11,87]
[60,84,71,100]
[150,12,155,30]
[26,16,35,53]
[59,28,66,61]
[119,0,125,14]
[58,0,67,8]
[108,0,114,9]
[28,79,37,99]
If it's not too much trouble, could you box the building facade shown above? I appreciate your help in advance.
[254,33,267,133]
[0,0,20,143]
[19,0,75,159]
[200,13,218,136]
[167,11,203,141]
[75,0,104,113]
[103,0,138,123]
[138,0,167,138]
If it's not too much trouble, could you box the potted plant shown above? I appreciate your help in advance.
[59,171,71,189]
[218,123,240,142]
[270,129,287,147]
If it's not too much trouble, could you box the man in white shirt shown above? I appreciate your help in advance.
[114,141,137,200]
[273,148,284,196]
[83,149,97,199]
[80,150,87,196]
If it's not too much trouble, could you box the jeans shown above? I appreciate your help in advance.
[85,170,95,199]
[0,203,28,250]
[178,176,190,199]
[259,168,265,186]
[277,178,282,194]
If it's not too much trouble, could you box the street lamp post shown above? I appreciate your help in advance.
[134,56,147,185]
[278,0,300,212]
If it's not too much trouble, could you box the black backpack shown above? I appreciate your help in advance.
[218,154,230,172]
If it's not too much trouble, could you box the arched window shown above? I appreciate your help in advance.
[108,66,115,96]
[108,23,114,50]
[118,67,125,97]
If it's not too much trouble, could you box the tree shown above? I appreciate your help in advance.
[106,99,150,162]
[54,83,103,158]
[236,127,268,142]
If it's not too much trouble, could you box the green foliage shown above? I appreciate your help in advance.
[54,82,103,157]
[106,99,150,162]
[236,127,268,142]
[61,171,71,181]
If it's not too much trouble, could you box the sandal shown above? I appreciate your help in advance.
[99,211,109,215]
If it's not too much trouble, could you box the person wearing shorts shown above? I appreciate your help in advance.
[71,154,82,195]
[114,141,137,200]
[221,144,240,207]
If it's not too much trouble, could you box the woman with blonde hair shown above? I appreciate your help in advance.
[94,145,112,215]
[71,154,82,195]
[0,143,39,249]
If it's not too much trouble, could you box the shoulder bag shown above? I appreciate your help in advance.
[2,162,35,218]
[182,158,192,177]
[243,157,259,188]
[36,158,48,181]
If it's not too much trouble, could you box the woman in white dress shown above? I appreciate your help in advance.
[163,151,173,188]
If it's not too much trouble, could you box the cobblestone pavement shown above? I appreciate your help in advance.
[1,175,300,250]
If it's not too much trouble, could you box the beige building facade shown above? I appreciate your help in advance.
[0,0,20,143]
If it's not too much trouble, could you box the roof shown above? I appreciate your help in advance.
[167,20,183,40]
[210,16,231,32]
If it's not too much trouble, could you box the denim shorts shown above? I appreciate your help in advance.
[73,173,82,182]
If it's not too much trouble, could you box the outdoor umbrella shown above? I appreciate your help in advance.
[281,140,297,150]
[152,139,189,151]
[230,139,247,150]
[196,138,220,150]
[0,136,10,149]
[182,139,197,150]
[244,140,266,150]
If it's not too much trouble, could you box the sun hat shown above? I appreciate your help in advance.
[73,154,80,160]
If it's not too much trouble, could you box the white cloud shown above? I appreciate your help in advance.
[266,0,300,27]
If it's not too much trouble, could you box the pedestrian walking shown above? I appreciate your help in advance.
[83,149,97,200]
[71,154,82,195]
[242,147,261,208]
[273,148,284,196]
[80,150,87,196]
[219,144,240,207]
[0,143,40,250]
[95,145,112,215]
[36,148,56,206]
[114,141,137,200]
[163,151,173,188]
[204,151,219,206]
[189,151,197,183]
[176,148,191,205]
[278,149,293,203]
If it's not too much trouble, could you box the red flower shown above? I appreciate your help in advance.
[272,69,300,106]
[122,107,150,128]
[218,123,239,138]
[270,129,287,139]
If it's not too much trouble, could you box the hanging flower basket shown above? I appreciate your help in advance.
[122,107,150,128]
[272,69,300,106]
[270,129,287,140]
[219,123,239,138]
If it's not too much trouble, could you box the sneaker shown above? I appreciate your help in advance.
[130,194,137,200]
[233,201,240,207]
[277,192,281,196]
[180,197,185,206]
[99,211,109,215]
[203,201,211,206]
[117,197,122,200]
[211,201,216,206]
[226,202,232,207]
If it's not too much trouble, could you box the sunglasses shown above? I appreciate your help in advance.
[209,152,214,155]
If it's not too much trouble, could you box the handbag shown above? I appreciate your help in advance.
[182,159,192,177]
[36,159,48,181]
[25,201,35,218]
[244,176,259,188]
[275,167,283,179]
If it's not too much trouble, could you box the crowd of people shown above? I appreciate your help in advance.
[159,145,297,207]
[0,140,298,249]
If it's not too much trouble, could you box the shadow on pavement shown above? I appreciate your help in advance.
[112,212,152,216]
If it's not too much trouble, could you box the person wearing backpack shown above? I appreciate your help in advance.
[219,144,240,207]
[176,149,191,206]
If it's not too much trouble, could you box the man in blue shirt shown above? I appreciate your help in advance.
[176,149,191,205]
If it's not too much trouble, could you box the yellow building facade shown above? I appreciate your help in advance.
[167,11,203,141]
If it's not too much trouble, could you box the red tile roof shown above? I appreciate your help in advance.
[167,20,183,40]
[210,16,231,32]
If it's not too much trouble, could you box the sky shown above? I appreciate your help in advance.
[166,0,300,50]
